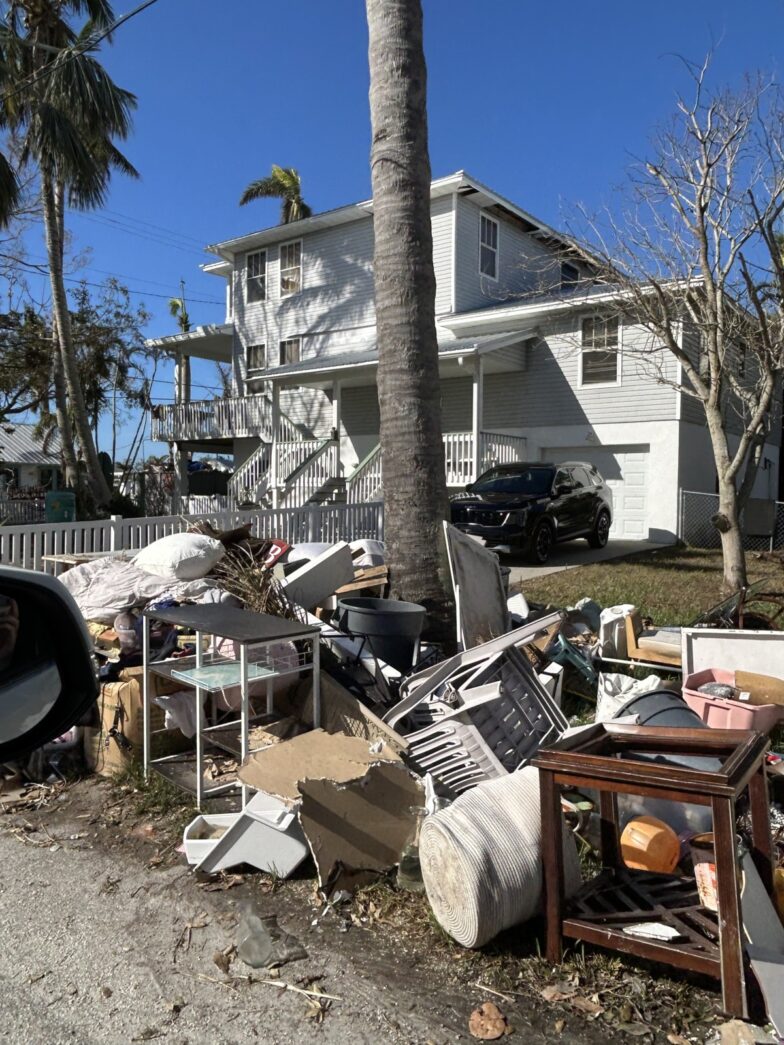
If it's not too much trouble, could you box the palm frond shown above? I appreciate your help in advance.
[239,175,283,206]
[44,48,137,140]
[0,148,20,227]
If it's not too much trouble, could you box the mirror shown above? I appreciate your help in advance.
[555,483,573,496]
[0,566,97,763]
[465,483,474,493]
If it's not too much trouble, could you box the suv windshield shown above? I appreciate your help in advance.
[472,467,555,496]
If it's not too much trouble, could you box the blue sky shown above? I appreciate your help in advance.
[18,0,784,463]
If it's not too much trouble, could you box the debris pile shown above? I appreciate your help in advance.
[8,517,784,1038]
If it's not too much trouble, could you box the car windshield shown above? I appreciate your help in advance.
[471,467,555,496]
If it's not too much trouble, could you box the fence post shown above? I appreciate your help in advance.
[307,503,320,543]
[377,502,384,541]
[109,515,122,552]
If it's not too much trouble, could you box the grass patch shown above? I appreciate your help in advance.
[521,546,783,625]
[112,761,195,826]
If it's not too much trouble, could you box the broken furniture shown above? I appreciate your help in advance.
[624,609,682,668]
[386,613,567,795]
[533,723,774,1019]
[690,579,784,631]
[142,604,321,807]
[442,521,510,649]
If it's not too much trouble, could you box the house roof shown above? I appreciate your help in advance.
[204,171,590,264]
[145,323,234,362]
[0,423,60,466]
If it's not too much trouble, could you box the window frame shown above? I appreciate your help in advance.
[245,250,267,304]
[479,213,499,282]
[579,314,622,388]
[245,342,266,373]
[279,336,302,366]
[279,239,303,297]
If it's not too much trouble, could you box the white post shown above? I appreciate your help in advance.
[471,355,484,481]
[331,380,342,444]
[270,382,280,509]
[307,503,320,542]
[109,514,122,553]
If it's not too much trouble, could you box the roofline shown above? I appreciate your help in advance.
[204,171,590,261]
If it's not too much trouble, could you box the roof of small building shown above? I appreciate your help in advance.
[0,423,61,466]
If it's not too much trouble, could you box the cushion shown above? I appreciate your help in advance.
[134,533,225,581]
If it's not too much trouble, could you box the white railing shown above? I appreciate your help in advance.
[0,502,384,575]
[443,432,475,487]
[151,394,274,442]
[279,440,340,507]
[346,444,383,503]
[228,442,272,504]
[479,432,527,471]
[275,438,323,485]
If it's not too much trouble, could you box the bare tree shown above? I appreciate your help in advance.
[365,0,452,637]
[580,60,784,592]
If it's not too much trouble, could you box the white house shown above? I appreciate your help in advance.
[0,423,60,490]
[148,172,780,544]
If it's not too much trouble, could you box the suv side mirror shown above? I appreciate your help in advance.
[555,483,573,496]
[465,483,474,493]
[0,566,97,762]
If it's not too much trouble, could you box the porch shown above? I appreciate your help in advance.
[151,393,274,442]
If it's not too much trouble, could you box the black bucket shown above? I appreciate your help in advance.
[337,597,426,673]
[614,689,721,773]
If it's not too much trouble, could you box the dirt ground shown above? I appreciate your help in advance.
[0,773,732,1045]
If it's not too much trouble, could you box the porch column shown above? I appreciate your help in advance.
[174,352,191,404]
[172,441,188,513]
[471,355,484,481]
[331,381,342,474]
[270,381,280,508]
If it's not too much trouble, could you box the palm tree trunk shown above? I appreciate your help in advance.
[42,174,111,510]
[51,317,80,489]
[366,0,453,639]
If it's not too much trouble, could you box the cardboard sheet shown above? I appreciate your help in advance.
[293,672,408,755]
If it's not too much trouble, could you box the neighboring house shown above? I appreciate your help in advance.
[0,423,60,490]
[147,171,780,544]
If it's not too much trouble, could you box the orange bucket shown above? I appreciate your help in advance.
[620,816,680,874]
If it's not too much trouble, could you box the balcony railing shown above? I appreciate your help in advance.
[151,394,274,442]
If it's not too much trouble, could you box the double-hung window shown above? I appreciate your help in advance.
[479,214,498,279]
[246,250,266,303]
[246,343,266,372]
[279,337,301,366]
[280,240,302,296]
[581,315,620,385]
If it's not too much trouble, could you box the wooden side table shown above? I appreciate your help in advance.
[532,723,773,1018]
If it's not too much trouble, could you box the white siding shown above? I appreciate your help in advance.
[454,196,562,312]
[431,194,454,315]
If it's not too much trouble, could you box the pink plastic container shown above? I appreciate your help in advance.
[682,667,784,733]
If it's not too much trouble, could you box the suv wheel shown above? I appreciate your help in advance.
[588,510,611,549]
[530,521,553,565]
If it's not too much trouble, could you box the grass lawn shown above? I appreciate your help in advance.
[521,546,784,626]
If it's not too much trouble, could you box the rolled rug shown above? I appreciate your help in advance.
[420,766,582,948]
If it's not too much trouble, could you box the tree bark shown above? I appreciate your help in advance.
[51,317,80,489]
[366,0,453,639]
[42,175,111,511]
[705,404,748,592]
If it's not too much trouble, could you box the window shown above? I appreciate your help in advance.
[569,467,590,488]
[246,343,266,372]
[280,240,302,296]
[581,315,619,384]
[479,214,498,279]
[279,337,301,366]
[561,262,579,288]
[246,250,266,303]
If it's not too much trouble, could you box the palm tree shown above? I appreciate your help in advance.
[239,165,312,224]
[0,2,138,511]
[168,284,191,403]
[365,0,452,639]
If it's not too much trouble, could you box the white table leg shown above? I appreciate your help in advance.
[142,615,150,781]
[240,642,249,807]
[312,636,321,729]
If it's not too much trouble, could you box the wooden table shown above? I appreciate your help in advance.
[41,550,131,572]
[533,723,773,1018]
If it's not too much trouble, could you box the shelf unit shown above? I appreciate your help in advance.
[142,604,321,807]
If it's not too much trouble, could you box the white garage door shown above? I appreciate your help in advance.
[542,445,649,539]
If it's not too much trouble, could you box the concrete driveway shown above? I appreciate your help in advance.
[505,538,666,588]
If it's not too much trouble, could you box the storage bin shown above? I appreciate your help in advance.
[682,667,784,733]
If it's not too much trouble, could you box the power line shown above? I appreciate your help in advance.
[19,250,219,294]
[99,207,207,249]
[78,213,207,258]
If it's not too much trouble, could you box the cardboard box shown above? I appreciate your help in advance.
[87,666,190,777]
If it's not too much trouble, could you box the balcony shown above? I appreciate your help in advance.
[151,394,273,443]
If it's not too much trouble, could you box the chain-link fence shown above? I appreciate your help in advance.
[679,489,784,551]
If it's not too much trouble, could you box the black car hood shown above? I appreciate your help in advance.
[452,492,548,510]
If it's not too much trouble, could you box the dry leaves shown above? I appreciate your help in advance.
[468,1002,509,1040]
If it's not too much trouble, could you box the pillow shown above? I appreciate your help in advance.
[134,532,225,581]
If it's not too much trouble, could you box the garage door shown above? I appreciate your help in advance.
[542,445,649,539]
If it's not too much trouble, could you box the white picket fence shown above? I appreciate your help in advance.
[0,502,385,574]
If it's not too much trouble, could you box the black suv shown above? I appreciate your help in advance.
[450,461,613,564]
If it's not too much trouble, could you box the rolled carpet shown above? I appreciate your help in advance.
[420,766,582,948]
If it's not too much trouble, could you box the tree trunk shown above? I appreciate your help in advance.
[705,405,748,592]
[366,0,453,640]
[43,175,111,511]
[51,318,80,489]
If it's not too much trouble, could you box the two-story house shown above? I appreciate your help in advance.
[148,171,780,544]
